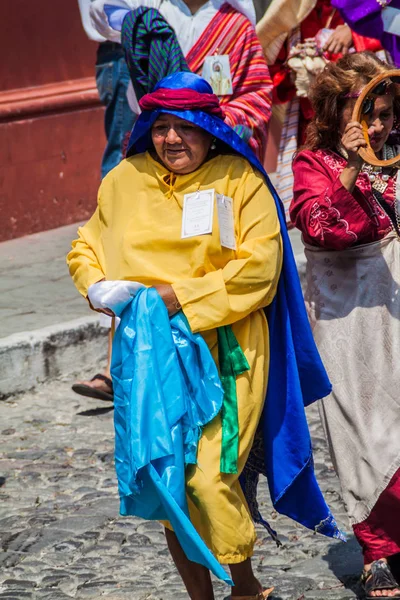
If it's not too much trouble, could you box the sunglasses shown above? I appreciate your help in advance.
[345,76,400,115]
[362,76,400,115]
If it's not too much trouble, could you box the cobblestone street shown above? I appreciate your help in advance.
[0,377,363,600]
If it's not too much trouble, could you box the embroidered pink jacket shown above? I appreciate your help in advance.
[290,149,395,250]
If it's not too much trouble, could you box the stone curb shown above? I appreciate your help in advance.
[0,252,306,400]
[0,316,108,399]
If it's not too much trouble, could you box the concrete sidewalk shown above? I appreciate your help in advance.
[0,222,305,398]
[0,223,92,337]
[0,224,109,398]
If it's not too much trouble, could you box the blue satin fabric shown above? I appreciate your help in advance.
[111,287,232,584]
[124,72,344,541]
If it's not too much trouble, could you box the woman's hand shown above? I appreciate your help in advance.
[88,301,115,318]
[153,284,181,316]
[339,121,369,192]
[341,121,367,167]
[87,278,115,317]
[95,307,115,317]
[324,24,353,55]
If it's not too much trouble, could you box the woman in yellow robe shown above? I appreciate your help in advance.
[68,72,282,600]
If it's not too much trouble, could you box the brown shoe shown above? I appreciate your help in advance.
[72,373,113,402]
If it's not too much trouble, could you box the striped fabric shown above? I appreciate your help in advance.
[275,27,301,224]
[275,98,300,223]
[186,4,273,161]
[121,7,190,100]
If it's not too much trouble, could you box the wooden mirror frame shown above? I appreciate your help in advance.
[351,69,400,167]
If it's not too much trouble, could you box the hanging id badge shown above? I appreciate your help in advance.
[202,55,233,96]
[181,189,215,238]
[216,194,236,250]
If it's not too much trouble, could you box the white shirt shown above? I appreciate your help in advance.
[89,0,256,112]
[90,0,255,50]
[77,0,107,42]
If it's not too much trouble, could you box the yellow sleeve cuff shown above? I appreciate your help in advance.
[172,270,227,333]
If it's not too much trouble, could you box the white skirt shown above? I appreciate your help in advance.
[304,233,400,524]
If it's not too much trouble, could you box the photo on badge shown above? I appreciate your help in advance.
[202,55,233,96]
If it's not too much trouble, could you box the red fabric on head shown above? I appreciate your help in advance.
[139,87,225,119]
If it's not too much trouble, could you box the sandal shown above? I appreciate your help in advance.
[361,560,400,599]
[231,587,274,599]
[72,373,114,402]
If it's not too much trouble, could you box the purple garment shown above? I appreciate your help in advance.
[332,0,400,66]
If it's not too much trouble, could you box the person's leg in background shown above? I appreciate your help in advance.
[72,42,135,402]
[72,326,114,401]
[95,42,136,177]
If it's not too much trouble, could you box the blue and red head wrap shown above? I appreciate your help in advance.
[126,72,260,171]
[138,71,224,118]
[139,86,224,119]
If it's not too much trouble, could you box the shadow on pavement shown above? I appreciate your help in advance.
[323,535,363,596]
[77,406,114,417]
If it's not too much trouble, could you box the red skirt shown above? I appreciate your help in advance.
[353,468,400,564]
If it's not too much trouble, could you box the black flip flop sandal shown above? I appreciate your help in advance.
[361,559,400,599]
[72,373,114,402]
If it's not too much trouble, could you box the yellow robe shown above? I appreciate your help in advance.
[67,152,282,563]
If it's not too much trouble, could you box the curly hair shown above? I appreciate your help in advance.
[303,52,400,152]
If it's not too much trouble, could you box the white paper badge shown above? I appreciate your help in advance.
[181,189,215,239]
[216,194,236,250]
[202,55,233,96]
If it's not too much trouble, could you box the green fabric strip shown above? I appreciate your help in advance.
[217,325,250,474]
